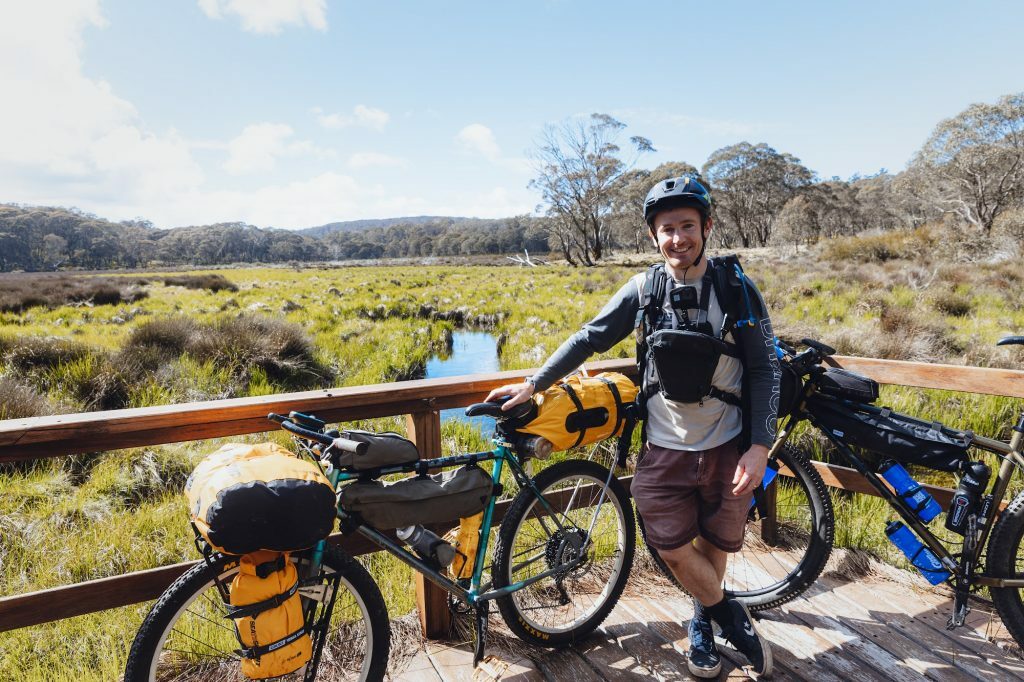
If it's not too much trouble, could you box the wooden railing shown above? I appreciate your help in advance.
[2,355,1024,637]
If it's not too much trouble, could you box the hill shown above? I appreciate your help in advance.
[297,216,463,238]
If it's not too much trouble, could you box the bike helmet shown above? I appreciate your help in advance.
[643,175,712,228]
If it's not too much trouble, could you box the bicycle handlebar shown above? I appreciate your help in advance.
[267,413,368,455]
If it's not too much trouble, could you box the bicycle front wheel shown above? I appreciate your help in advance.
[493,458,636,647]
[125,545,390,682]
[640,443,834,611]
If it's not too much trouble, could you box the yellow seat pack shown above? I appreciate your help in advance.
[514,372,638,451]
[185,442,336,555]
[229,550,311,679]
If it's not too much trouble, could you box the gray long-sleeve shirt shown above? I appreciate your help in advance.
[530,267,780,451]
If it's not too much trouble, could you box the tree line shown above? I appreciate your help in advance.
[533,92,1024,264]
[2,92,1020,272]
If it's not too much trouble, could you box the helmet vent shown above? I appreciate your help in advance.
[664,180,675,190]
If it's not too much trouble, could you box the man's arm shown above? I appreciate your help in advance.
[731,278,781,495]
[486,278,641,407]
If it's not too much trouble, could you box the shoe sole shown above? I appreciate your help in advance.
[734,601,773,677]
[686,659,722,678]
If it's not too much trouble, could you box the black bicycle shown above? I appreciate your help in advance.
[647,335,1024,649]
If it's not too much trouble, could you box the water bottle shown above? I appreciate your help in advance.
[396,525,456,567]
[885,521,950,585]
[877,460,942,523]
[945,461,991,535]
[749,464,779,510]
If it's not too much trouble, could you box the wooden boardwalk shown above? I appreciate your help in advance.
[387,551,1024,681]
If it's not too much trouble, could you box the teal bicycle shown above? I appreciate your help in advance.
[125,402,636,681]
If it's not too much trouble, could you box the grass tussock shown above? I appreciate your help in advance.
[0,275,148,313]
[161,273,238,293]
[820,225,941,263]
[0,376,53,420]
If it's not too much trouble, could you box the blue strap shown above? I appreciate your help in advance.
[733,263,758,328]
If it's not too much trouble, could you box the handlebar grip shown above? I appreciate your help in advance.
[331,436,368,456]
[280,419,334,446]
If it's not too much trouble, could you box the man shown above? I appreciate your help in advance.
[486,175,780,678]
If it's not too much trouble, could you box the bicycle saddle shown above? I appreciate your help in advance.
[997,336,1024,346]
[465,397,533,420]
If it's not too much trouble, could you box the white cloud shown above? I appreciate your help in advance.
[456,124,501,159]
[348,152,409,169]
[0,2,205,212]
[223,122,335,175]
[314,105,390,132]
[198,0,327,34]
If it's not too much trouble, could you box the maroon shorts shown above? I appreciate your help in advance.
[631,437,752,553]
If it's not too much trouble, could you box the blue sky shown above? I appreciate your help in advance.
[1,1,1021,229]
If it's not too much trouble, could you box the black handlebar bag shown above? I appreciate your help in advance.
[807,395,972,472]
[647,329,734,403]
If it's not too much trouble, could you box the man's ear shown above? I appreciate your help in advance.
[703,217,713,239]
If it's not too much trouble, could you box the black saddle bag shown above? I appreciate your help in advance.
[807,395,972,472]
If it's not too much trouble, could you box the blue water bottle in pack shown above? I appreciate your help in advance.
[877,459,942,523]
[885,521,950,585]
[749,465,779,510]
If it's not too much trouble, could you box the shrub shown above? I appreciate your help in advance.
[931,290,973,317]
[0,377,53,419]
[3,336,92,372]
[162,274,238,293]
[0,275,149,312]
[820,225,939,264]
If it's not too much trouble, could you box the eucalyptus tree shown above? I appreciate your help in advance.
[908,92,1024,234]
[530,114,654,265]
[702,143,814,247]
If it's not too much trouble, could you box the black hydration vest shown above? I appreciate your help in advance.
[635,256,754,411]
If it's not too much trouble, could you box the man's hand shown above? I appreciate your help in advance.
[484,382,536,411]
[732,444,770,496]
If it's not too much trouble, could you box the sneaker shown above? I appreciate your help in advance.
[717,599,772,677]
[687,601,722,678]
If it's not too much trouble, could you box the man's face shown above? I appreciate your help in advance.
[650,206,711,271]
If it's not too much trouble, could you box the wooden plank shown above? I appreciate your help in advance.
[389,646,444,681]
[797,575,975,682]
[408,410,453,640]
[423,640,543,681]
[0,359,639,461]
[834,356,1024,399]
[615,597,749,680]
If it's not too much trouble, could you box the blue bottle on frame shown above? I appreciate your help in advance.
[748,465,779,510]
[885,521,950,585]
[877,459,942,523]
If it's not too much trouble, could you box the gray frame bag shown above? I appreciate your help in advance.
[336,430,420,470]
[339,464,493,529]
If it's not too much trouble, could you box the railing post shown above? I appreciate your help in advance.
[405,408,452,639]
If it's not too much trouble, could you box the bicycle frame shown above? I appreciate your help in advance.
[772,393,1024,589]
[309,437,609,608]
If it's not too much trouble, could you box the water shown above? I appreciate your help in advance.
[424,331,499,430]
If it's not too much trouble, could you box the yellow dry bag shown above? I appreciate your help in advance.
[229,550,311,679]
[447,511,484,580]
[185,442,336,555]
[513,372,638,451]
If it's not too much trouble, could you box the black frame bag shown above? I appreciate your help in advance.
[816,368,879,403]
[807,395,972,472]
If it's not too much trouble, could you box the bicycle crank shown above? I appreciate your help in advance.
[948,514,979,630]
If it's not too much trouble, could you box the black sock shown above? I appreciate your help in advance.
[705,597,733,628]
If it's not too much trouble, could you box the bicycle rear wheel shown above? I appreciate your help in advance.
[987,490,1024,649]
[493,459,636,647]
[640,443,834,611]
[125,545,389,681]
